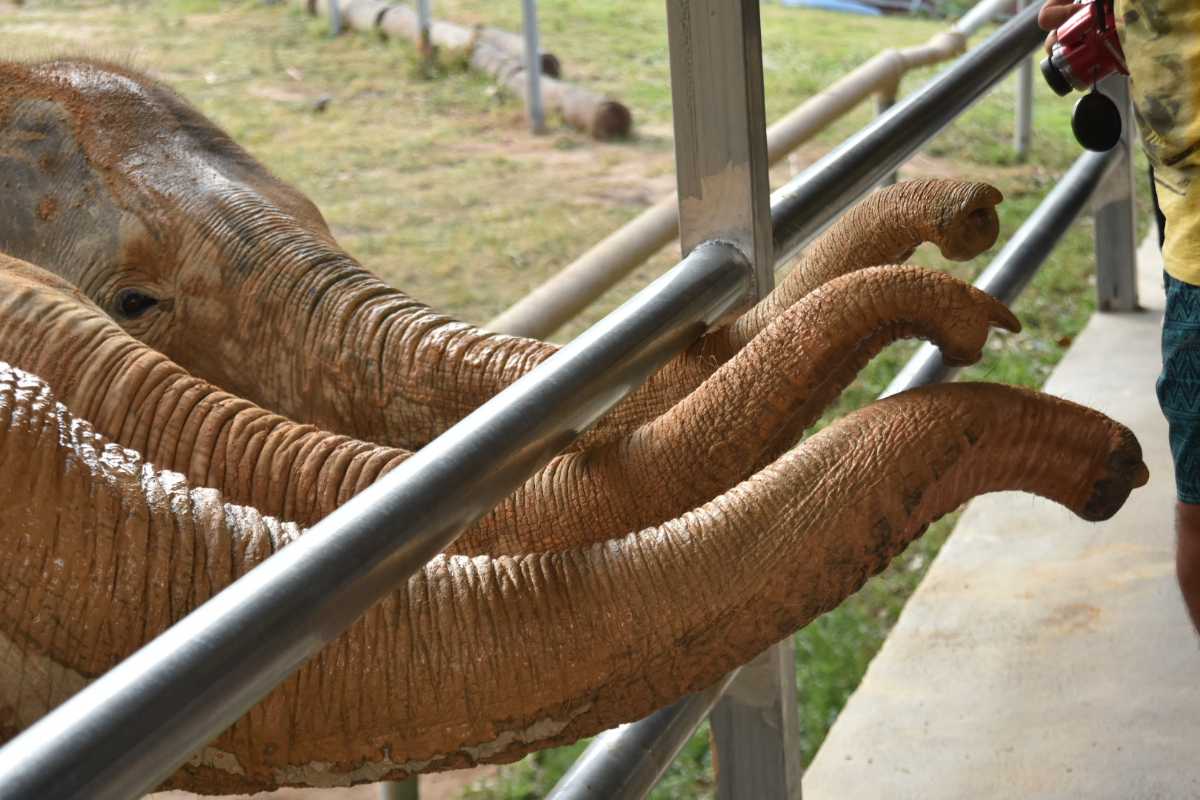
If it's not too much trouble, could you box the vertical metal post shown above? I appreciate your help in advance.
[329,0,342,36]
[379,778,419,800]
[667,0,773,295]
[875,86,899,186]
[1094,74,1139,311]
[416,0,433,63]
[711,638,803,799]
[666,1,799,797]
[522,0,547,134]
[1013,0,1033,160]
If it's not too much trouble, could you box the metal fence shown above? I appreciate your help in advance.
[545,14,1138,800]
[486,0,1021,339]
[0,2,1138,799]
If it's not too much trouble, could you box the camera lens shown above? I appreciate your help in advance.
[1041,56,1074,97]
[1072,92,1122,152]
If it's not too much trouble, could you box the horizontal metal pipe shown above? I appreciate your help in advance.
[546,674,738,800]
[487,196,681,338]
[883,148,1116,395]
[771,2,1043,265]
[0,243,753,800]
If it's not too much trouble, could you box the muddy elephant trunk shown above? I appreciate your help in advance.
[471,265,1020,554]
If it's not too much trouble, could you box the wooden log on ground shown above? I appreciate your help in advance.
[472,39,631,140]
[477,26,561,79]
[377,3,476,56]
[312,0,557,76]
[295,0,631,139]
[341,0,390,32]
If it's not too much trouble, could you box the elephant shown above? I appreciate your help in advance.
[0,58,1005,453]
[0,57,1151,794]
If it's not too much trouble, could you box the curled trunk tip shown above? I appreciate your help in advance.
[934,180,1003,261]
[1082,426,1149,521]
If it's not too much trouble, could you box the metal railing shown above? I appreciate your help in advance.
[543,6,1089,797]
[546,145,1125,800]
[486,0,1019,340]
[0,2,1138,799]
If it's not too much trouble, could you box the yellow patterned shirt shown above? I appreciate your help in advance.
[1118,0,1200,285]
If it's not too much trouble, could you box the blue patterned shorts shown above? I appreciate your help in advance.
[1158,272,1200,504]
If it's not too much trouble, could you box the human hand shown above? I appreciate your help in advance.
[1039,0,1078,55]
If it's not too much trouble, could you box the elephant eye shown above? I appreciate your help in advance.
[113,288,160,320]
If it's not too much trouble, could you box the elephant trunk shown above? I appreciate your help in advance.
[466,266,1019,554]
[0,256,1019,562]
[224,240,682,452]
[0,259,412,526]
[0,366,1145,793]
[728,179,1003,350]
[176,180,1006,453]
[381,383,1144,784]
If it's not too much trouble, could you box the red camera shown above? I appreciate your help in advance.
[1041,0,1128,96]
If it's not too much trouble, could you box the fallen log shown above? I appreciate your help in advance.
[477,26,561,79]
[298,0,630,138]
[376,3,476,55]
[471,38,631,140]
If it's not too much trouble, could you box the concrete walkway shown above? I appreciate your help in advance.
[803,238,1200,800]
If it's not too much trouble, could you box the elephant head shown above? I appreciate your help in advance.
[0,58,1004,451]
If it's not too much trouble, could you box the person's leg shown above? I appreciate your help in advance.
[1176,503,1200,631]
[1157,272,1200,634]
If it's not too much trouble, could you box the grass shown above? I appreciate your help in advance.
[0,1,1146,797]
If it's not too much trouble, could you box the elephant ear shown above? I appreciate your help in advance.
[0,95,123,284]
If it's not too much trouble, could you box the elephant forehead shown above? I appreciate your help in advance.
[0,98,122,284]
[2,62,163,176]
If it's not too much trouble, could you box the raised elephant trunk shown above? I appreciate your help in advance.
[0,59,1004,453]
[727,179,1004,350]
[480,264,1021,553]
[0,254,1017,553]
[0,362,1146,793]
